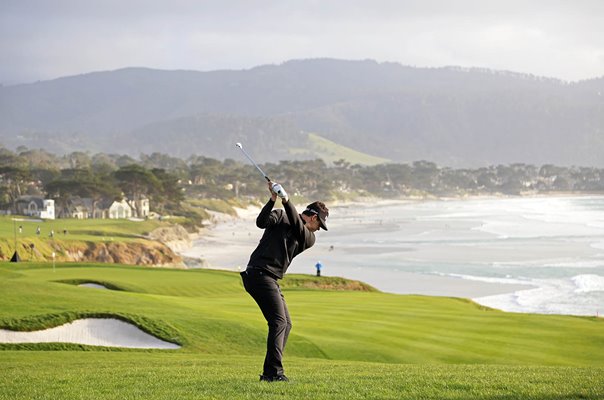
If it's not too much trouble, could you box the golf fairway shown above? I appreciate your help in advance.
[1,263,603,399]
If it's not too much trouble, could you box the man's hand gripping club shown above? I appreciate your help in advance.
[268,181,288,203]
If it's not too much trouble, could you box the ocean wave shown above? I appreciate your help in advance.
[473,275,604,316]
[572,274,604,293]
[438,272,533,287]
[546,260,604,268]
[590,241,604,250]
[492,258,604,269]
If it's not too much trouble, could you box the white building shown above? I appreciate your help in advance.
[108,199,132,219]
[128,197,150,218]
[15,196,55,220]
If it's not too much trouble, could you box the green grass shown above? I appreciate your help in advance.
[290,133,390,166]
[281,274,378,292]
[1,262,603,399]
[1,215,165,241]
[0,216,177,262]
[2,352,602,400]
[186,198,257,217]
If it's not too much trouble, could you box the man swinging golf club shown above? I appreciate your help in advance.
[241,180,329,382]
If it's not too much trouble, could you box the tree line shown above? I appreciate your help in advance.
[1,147,603,219]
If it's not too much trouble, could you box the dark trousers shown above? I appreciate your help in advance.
[241,269,292,377]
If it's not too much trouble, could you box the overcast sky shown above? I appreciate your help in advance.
[1,0,603,85]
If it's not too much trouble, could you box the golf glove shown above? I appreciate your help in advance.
[271,183,288,199]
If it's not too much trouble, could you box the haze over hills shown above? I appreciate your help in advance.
[0,59,602,167]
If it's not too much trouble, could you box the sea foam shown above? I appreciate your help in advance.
[572,274,604,293]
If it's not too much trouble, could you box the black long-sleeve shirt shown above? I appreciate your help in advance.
[246,198,315,279]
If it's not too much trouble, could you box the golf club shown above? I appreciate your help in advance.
[235,142,271,182]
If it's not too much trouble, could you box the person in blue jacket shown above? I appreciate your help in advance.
[315,261,323,277]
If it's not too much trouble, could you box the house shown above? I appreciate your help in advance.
[57,197,135,219]
[51,194,151,220]
[15,196,55,220]
[108,199,132,219]
[127,197,149,218]
[57,197,91,219]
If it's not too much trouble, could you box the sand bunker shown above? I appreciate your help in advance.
[0,318,180,349]
[78,283,109,289]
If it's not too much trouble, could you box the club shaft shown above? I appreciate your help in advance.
[239,147,271,181]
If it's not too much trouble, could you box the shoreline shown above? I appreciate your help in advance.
[176,193,604,316]
[329,191,604,207]
[178,198,537,300]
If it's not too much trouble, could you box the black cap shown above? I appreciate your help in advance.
[304,201,329,231]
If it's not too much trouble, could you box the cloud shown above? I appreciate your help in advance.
[1,0,603,84]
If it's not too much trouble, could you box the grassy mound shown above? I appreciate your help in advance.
[281,274,378,292]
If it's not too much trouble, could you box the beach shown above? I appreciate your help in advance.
[180,196,604,316]
[180,201,517,296]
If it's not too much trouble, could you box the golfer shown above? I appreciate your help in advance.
[241,181,328,382]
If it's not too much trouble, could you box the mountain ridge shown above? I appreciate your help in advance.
[1,59,602,167]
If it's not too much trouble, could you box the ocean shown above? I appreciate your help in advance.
[289,195,604,316]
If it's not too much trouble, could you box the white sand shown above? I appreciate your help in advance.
[179,201,531,298]
[0,318,180,349]
[78,283,108,289]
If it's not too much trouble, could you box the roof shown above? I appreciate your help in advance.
[16,196,44,208]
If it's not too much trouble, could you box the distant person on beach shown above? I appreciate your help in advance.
[241,181,328,382]
[315,261,323,277]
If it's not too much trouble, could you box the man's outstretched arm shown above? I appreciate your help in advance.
[256,181,280,228]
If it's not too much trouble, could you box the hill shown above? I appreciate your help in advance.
[1,59,603,167]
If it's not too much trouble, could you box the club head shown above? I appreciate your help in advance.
[235,142,242,149]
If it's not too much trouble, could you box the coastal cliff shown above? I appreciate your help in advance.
[0,225,190,267]
[61,240,182,266]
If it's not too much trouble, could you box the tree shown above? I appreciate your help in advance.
[19,149,61,170]
[411,161,439,191]
[0,148,26,169]
[45,172,120,218]
[91,153,118,175]
[141,153,188,179]
[0,166,30,211]
[64,152,92,170]
[150,168,184,212]
[44,179,83,216]
[79,173,120,217]
[114,165,160,216]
